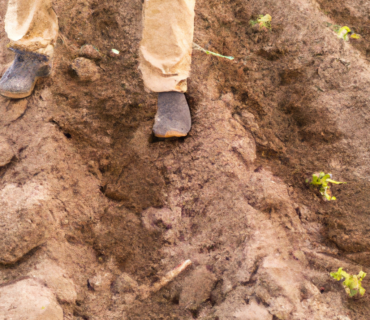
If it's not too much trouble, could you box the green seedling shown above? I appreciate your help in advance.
[192,43,234,60]
[337,26,361,41]
[250,14,272,30]
[330,268,366,297]
[326,23,360,41]
[307,172,346,201]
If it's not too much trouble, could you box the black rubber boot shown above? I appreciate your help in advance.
[0,49,51,99]
[153,92,191,138]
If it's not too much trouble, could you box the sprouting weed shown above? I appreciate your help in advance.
[307,172,346,201]
[192,43,234,60]
[337,26,361,41]
[330,268,366,297]
[250,14,272,31]
[326,23,360,41]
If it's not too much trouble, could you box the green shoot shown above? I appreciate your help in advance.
[111,49,120,55]
[326,23,360,41]
[330,268,366,297]
[307,172,346,201]
[192,43,234,60]
[250,14,272,30]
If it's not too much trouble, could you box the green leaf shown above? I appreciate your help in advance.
[337,26,351,41]
[255,14,272,30]
[349,289,358,297]
[258,14,272,23]
[311,175,321,185]
[330,268,346,280]
[309,172,346,200]
[331,268,366,297]
[351,33,361,39]
[358,271,367,280]
[326,179,346,185]
[359,287,366,296]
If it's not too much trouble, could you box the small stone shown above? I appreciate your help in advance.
[71,57,100,82]
[108,49,120,58]
[113,273,139,294]
[28,260,77,304]
[0,278,63,320]
[0,139,14,167]
[88,272,113,292]
[79,44,103,60]
[0,182,53,264]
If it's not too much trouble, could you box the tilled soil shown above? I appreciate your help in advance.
[1,0,370,319]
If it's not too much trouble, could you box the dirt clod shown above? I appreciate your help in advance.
[0,138,14,166]
[179,266,217,311]
[79,44,103,60]
[0,278,63,320]
[70,57,100,82]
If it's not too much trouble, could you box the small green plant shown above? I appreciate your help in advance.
[250,14,272,30]
[192,43,234,60]
[307,172,346,201]
[337,26,361,41]
[326,23,360,41]
[330,268,366,297]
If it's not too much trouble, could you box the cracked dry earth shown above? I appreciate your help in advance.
[1,0,370,319]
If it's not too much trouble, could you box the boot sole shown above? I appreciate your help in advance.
[154,130,188,138]
[0,78,39,99]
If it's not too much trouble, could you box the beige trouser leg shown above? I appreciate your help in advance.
[139,0,196,93]
[5,0,58,57]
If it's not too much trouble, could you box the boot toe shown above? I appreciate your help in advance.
[0,50,50,99]
[0,75,34,98]
[153,92,191,138]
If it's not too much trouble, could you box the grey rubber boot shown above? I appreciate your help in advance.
[153,92,191,138]
[0,49,51,99]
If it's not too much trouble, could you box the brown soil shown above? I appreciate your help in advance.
[1,0,370,319]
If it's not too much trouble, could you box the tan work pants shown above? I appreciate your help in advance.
[4,0,195,91]
[4,0,58,57]
[139,0,196,93]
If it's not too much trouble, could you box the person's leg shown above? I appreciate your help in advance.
[0,0,58,98]
[139,0,195,138]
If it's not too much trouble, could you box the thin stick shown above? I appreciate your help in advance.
[140,260,192,299]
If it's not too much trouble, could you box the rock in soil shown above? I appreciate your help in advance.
[28,260,77,304]
[0,278,63,320]
[0,182,54,264]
